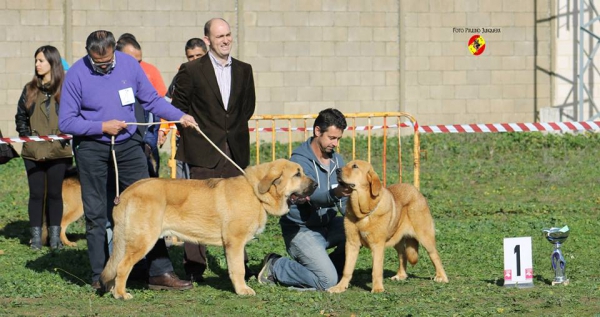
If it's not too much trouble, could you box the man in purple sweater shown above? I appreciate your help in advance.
[59,30,196,291]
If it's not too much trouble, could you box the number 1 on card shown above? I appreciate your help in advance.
[503,237,534,288]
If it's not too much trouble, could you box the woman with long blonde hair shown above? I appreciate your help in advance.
[15,45,72,250]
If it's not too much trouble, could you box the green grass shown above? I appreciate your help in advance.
[1,133,600,316]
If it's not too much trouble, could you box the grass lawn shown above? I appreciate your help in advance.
[1,132,599,316]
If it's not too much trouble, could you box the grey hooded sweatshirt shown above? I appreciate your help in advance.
[280,137,348,228]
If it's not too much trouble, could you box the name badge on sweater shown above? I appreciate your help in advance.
[118,87,135,106]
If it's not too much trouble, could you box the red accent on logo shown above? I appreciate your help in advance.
[468,34,486,56]
[504,269,512,281]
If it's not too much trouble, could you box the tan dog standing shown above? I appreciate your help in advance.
[328,160,448,294]
[101,159,317,299]
[40,174,83,247]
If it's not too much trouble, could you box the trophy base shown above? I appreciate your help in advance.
[551,279,569,286]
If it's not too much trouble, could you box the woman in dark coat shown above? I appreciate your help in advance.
[15,45,72,250]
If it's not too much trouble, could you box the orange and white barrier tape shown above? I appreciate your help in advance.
[3,121,600,144]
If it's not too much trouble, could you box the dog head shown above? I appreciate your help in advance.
[250,159,317,216]
[336,160,382,216]
[337,160,382,197]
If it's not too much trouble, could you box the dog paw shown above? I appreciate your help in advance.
[236,286,256,296]
[390,274,408,281]
[113,292,133,300]
[64,241,77,247]
[327,285,347,293]
[371,287,385,293]
[434,275,449,283]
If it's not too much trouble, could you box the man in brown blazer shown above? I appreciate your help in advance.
[170,18,256,282]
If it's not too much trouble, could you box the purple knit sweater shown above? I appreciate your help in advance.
[59,51,184,143]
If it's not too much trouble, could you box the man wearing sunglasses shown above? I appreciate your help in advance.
[59,30,197,292]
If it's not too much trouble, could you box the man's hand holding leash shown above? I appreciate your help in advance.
[179,114,197,128]
[102,120,127,136]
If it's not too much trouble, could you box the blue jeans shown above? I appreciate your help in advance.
[272,217,346,290]
[176,159,190,179]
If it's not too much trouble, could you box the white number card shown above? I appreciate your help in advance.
[503,237,534,288]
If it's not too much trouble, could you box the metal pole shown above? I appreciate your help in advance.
[579,0,585,121]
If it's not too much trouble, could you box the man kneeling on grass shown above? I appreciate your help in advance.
[258,108,352,290]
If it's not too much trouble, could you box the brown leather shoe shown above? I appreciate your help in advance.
[148,272,193,291]
[91,280,106,294]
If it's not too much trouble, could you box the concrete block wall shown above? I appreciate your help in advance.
[401,0,553,125]
[0,0,557,141]
[0,0,68,137]
[244,0,401,118]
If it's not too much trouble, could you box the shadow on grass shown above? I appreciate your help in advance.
[344,269,436,291]
[0,220,30,245]
[484,278,505,287]
[163,244,240,294]
[25,248,92,287]
[0,220,86,247]
[482,275,555,287]
[23,243,197,292]
[19,238,249,296]
[535,274,554,286]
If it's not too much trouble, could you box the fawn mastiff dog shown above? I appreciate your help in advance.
[41,173,83,247]
[101,159,317,299]
[328,160,448,294]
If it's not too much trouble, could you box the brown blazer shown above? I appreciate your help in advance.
[171,54,255,168]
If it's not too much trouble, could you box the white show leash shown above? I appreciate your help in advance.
[111,120,245,204]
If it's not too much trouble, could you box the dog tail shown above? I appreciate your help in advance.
[404,237,419,265]
[100,203,128,286]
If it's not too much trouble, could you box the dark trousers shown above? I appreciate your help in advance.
[24,158,71,227]
[73,135,173,282]
[184,144,248,276]
[143,143,160,178]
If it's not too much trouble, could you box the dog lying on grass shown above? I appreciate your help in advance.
[328,160,448,294]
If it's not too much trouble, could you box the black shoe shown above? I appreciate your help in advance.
[48,226,63,250]
[258,253,281,285]
[30,227,42,251]
[186,272,205,283]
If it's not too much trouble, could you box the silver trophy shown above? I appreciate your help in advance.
[542,226,570,285]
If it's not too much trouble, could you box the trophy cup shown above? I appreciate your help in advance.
[542,226,570,285]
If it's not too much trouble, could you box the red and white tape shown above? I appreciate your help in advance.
[1,134,72,144]
[3,121,600,144]
[249,121,600,134]
[418,121,600,133]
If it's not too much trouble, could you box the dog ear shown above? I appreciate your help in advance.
[367,168,382,197]
[258,167,282,194]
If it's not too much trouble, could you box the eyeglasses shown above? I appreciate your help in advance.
[90,54,115,68]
